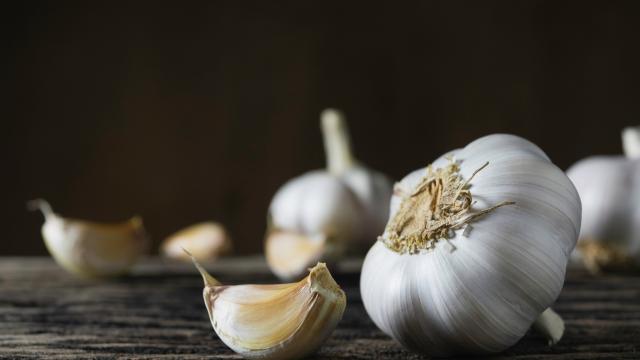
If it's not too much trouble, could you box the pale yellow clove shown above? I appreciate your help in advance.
[28,199,148,278]
[186,249,346,359]
[161,222,231,262]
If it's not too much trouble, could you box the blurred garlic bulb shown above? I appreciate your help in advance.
[161,222,231,262]
[188,252,346,360]
[360,134,581,356]
[266,109,393,280]
[567,126,640,273]
[28,199,148,278]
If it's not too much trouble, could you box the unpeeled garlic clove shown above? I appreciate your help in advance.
[28,199,148,278]
[187,250,346,360]
[161,222,231,262]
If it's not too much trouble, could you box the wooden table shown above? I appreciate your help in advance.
[0,257,638,359]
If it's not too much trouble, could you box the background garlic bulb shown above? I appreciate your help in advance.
[567,126,640,273]
[360,134,581,356]
[188,251,346,360]
[161,222,231,262]
[28,199,148,278]
[266,109,393,280]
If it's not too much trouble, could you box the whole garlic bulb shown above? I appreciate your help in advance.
[161,222,232,262]
[266,109,393,280]
[360,134,581,356]
[567,126,640,273]
[28,199,148,278]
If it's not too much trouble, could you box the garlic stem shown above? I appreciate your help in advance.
[533,308,564,346]
[27,198,55,221]
[622,126,640,159]
[321,109,355,175]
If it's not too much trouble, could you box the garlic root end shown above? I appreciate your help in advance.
[533,308,564,346]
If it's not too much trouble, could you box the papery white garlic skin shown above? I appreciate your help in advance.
[321,109,394,243]
[161,222,231,262]
[189,254,346,360]
[265,109,392,280]
[269,171,363,245]
[567,126,640,272]
[361,134,581,356]
[29,199,148,278]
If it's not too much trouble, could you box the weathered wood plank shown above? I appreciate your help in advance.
[0,257,638,359]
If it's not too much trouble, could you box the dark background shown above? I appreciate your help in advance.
[5,1,640,255]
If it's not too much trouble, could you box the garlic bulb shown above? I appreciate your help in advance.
[360,134,581,356]
[567,126,640,273]
[188,251,346,359]
[28,199,148,278]
[266,109,393,280]
[161,222,231,262]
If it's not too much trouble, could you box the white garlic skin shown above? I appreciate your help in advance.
[361,134,581,356]
[340,166,393,243]
[566,127,640,267]
[265,109,393,280]
[266,172,362,280]
[269,171,363,244]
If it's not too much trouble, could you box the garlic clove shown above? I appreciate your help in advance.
[28,199,148,278]
[161,222,231,262]
[187,250,346,360]
[265,230,343,281]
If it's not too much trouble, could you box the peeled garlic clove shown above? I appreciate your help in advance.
[188,251,346,360]
[265,230,344,281]
[567,126,640,273]
[161,222,231,262]
[28,199,148,278]
[361,134,581,356]
[265,109,392,280]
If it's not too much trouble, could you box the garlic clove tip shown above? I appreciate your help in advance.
[183,247,220,287]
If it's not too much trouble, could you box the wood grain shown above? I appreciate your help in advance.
[0,257,638,359]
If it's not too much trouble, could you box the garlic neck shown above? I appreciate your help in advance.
[321,109,356,175]
[622,126,640,159]
[27,199,55,221]
[381,160,513,254]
